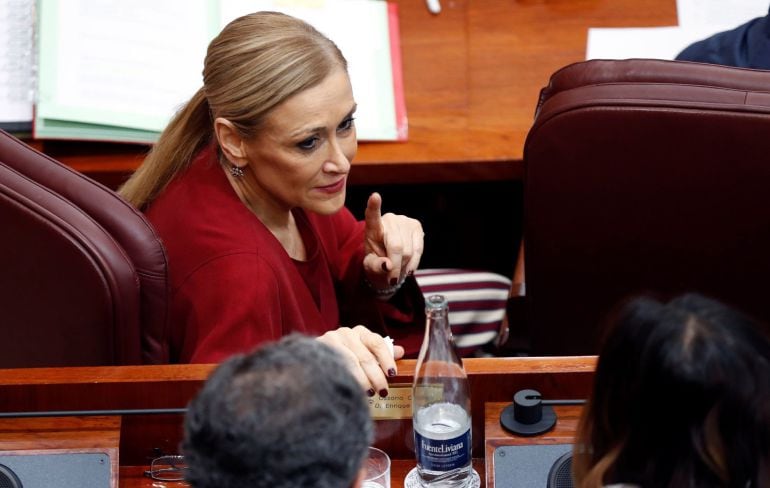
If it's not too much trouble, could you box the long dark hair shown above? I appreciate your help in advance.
[573,293,770,487]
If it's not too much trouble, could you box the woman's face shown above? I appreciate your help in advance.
[241,67,357,216]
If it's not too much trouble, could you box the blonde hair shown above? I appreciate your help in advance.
[119,11,347,209]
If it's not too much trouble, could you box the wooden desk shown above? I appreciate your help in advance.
[0,357,595,487]
[0,416,121,488]
[31,0,677,185]
[485,403,582,488]
[117,459,488,488]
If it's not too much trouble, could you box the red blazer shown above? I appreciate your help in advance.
[146,145,423,363]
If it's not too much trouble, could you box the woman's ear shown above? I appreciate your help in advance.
[214,117,248,167]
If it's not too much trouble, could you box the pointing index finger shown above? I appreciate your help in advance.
[365,192,384,231]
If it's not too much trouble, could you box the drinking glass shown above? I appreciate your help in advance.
[362,446,391,488]
[143,455,189,482]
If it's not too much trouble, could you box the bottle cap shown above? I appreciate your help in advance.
[425,294,447,310]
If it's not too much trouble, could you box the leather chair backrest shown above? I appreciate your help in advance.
[0,131,169,365]
[0,161,140,366]
[523,59,770,355]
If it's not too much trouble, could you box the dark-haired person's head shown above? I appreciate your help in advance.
[182,334,373,488]
[574,293,770,488]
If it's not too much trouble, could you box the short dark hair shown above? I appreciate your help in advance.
[574,293,770,487]
[183,334,373,488]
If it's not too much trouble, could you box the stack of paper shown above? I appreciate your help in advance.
[0,0,35,133]
[3,0,407,142]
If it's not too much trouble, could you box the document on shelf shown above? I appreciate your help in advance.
[676,0,767,30]
[586,0,768,61]
[0,0,36,133]
[34,0,406,143]
[586,26,716,61]
[36,0,214,142]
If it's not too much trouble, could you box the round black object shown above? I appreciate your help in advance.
[547,451,574,488]
[499,389,557,436]
[0,464,22,488]
[513,389,543,424]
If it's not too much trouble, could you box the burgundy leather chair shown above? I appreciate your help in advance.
[0,131,169,366]
[521,59,770,355]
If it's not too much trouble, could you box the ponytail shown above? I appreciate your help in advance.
[119,88,213,209]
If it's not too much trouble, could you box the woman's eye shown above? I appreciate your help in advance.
[338,117,355,132]
[297,136,319,150]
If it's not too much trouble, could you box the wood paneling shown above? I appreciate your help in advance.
[0,357,596,486]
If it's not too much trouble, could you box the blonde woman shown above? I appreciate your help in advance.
[120,12,424,397]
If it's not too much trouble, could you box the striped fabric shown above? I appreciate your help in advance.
[414,268,512,356]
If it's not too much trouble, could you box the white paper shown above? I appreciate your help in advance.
[586,0,769,61]
[676,0,767,30]
[33,0,401,141]
[37,0,212,131]
[587,25,718,61]
[0,0,35,124]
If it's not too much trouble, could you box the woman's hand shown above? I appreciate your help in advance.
[317,326,405,397]
[363,192,424,294]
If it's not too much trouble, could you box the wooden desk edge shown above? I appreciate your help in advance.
[0,357,597,386]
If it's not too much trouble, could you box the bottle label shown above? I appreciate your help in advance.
[415,428,471,471]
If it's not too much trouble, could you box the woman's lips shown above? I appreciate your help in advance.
[316,177,346,194]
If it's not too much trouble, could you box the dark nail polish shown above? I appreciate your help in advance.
[408,269,414,276]
[389,277,398,286]
[388,368,396,377]
[379,389,388,398]
[381,262,388,272]
[367,388,375,397]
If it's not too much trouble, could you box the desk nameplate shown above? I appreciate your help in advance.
[369,383,412,420]
[369,383,449,420]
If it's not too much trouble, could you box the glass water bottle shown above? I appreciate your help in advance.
[412,295,472,488]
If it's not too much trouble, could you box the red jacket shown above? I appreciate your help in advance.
[146,145,422,363]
